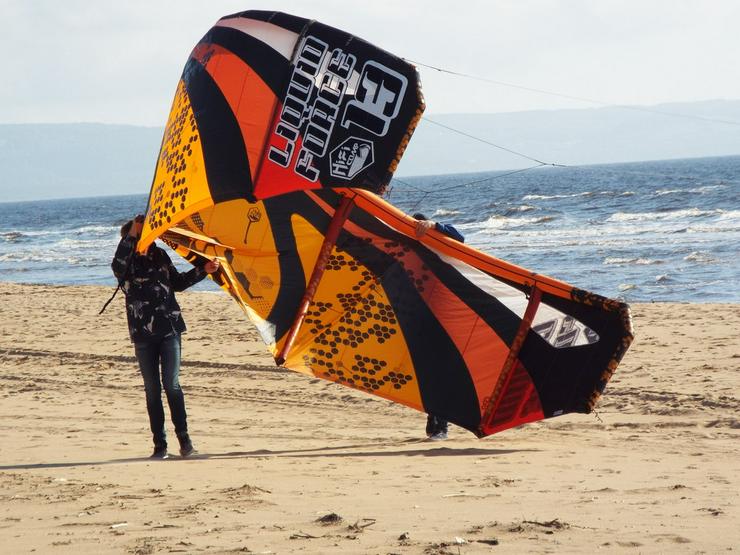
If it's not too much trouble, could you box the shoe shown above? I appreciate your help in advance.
[150,445,169,459]
[428,431,448,441]
[179,440,196,457]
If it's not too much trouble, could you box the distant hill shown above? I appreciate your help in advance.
[399,99,740,176]
[1,99,739,201]
[0,123,163,201]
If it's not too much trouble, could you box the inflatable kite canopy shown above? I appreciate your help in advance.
[142,9,422,230]
[139,10,633,438]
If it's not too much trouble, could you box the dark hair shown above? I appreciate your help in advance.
[412,212,428,221]
[120,220,133,238]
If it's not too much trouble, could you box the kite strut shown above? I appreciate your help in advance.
[276,194,356,366]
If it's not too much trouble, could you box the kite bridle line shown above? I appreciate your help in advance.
[386,59,740,208]
[422,117,563,167]
[386,117,740,210]
[390,163,549,212]
[405,58,740,127]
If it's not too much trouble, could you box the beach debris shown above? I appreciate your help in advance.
[398,532,411,541]
[220,484,271,499]
[476,538,500,546]
[347,518,376,532]
[508,518,569,535]
[423,542,464,555]
[316,512,343,525]
[109,522,128,529]
[522,518,569,530]
[131,539,157,554]
[289,531,320,540]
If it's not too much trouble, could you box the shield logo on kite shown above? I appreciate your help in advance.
[329,138,374,179]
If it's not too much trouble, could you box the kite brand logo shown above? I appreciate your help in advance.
[268,35,356,183]
[329,138,374,179]
[341,61,408,137]
[267,34,408,184]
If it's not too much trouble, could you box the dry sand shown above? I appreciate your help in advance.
[1,282,738,554]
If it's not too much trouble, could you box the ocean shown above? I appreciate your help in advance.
[1,155,738,302]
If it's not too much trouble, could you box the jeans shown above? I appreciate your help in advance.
[426,415,448,436]
[134,334,188,447]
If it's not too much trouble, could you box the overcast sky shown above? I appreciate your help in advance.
[2,0,739,126]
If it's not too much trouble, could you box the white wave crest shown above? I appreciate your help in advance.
[5,229,66,238]
[474,214,555,232]
[522,191,593,201]
[683,251,717,263]
[55,237,118,249]
[523,190,632,201]
[654,184,725,196]
[607,208,723,222]
[604,257,660,266]
[506,205,536,214]
[431,208,461,217]
[75,225,119,234]
[717,210,740,222]
[0,251,98,264]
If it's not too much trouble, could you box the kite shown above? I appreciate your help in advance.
[137,10,634,437]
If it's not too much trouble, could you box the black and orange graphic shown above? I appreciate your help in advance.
[139,11,633,438]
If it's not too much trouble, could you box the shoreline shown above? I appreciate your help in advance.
[2,278,738,304]
[1,282,738,553]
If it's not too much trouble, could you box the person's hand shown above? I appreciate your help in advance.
[414,219,435,238]
[128,214,145,238]
[204,259,220,274]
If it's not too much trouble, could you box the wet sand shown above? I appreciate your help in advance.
[1,282,738,553]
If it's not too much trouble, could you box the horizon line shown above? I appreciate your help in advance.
[2,153,739,205]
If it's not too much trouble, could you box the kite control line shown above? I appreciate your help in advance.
[99,243,136,314]
[98,285,121,315]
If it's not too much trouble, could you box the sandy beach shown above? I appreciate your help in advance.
[1,282,738,554]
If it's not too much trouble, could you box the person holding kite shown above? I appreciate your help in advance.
[112,215,219,459]
[413,212,465,440]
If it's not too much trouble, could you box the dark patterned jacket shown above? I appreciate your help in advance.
[434,222,465,243]
[112,236,206,343]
